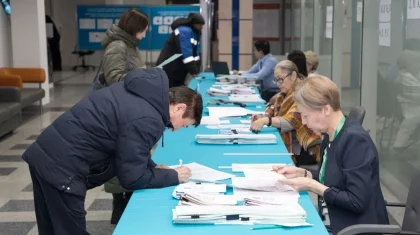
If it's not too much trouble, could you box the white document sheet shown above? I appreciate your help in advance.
[156,54,182,68]
[206,124,250,130]
[240,120,251,124]
[231,163,286,172]
[195,134,277,145]
[172,182,227,199]
[229,94,266,103]
[170,162,236,182]
[244,194,300,205]
[179,193,237,206]
[208,107,248,118]
[200,116,220,125]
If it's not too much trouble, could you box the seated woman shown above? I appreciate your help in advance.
[305,50,319,75]
[250,60,321,166]
[287,50,308,77]
[275,75,389,234]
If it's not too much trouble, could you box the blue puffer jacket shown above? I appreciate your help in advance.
[22,68,179,197]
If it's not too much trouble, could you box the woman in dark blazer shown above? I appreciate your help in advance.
[274,75,389,234]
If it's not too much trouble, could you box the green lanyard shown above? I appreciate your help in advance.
[319,115,346,185]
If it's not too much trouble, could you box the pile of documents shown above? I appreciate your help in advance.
[195,134,277,145]
[207,107,264,118]
[244,194,299,206]
[229,94,266,103]
[172,182,227,199]
[179,193,237,206]
[172,204,308,226]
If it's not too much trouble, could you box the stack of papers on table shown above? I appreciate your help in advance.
[172,204,308,226]
[207,107,264,118]
[244,194,299,206]
[218,128,252,135]
[195,134,277,145]
[229,94,266,103]
[170,162,236,183]
[207,87,230,96]
[172,182,227,199]
[206,124,251,130]
[179,193,237,206]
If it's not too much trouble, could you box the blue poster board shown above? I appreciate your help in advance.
[77,5,200,51]
[149,5,200,50]
[77,6,149,50]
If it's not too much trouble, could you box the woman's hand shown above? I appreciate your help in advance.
[279,177,314,191]
[250,117,268,131]
[280,177,328,196]
[272,165,307,179]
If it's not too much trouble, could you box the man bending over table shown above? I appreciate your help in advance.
[22,68,203,235]
[233,40,279,102]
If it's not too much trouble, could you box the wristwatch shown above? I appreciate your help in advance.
[267,116,272,127]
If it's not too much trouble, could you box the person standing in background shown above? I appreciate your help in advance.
[100,8,148,86]
[156,13,205,88]
[96,8,149,225]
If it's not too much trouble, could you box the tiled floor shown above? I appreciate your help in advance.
[0,70,410,234]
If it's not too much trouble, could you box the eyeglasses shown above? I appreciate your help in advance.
[275,73,291,83]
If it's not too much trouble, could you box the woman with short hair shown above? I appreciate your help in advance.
[274,75,389,234]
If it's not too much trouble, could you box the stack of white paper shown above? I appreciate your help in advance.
[172,204,307,225]
[195,134,277,145]
[206,124,251,130]
[229,94,266,103]
[231,177,294,192]
[244,194,299,206]
[172,182,227,199]
[207,87,230,96]
[200,116,221,125]
[170,162,237,183]
[179,193,237,206]
[231,163,286,172]
[208,107,264,118]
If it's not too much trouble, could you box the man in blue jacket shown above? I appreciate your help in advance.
[22,68,202,235]
[234,40,279,102]
[156,13,205,88]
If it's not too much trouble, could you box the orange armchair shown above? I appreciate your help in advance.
[0,68,46,88]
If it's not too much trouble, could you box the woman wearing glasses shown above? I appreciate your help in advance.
[250,60,321,166]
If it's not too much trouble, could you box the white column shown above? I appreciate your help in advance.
[300,0,306,51]
[360,0,379,141]
[331,0,343,97]
[200,0,210,71]
[313,0,321,54]
[11,0,50,105]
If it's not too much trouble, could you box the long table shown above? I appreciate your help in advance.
[113,73,329,235]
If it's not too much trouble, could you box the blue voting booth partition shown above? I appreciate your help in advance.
[76,5,200,51]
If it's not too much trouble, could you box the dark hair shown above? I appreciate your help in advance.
[118,8,149,37]
[404,38,420,51]
[287,50,308,77]
[169,87,203,127]
[254,40,270,55]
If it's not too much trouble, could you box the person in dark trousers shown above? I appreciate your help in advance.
[273,75,389,234]
[233,40,279,102]
[156,13,205,88]
[98,8,149,224]
[46,15,62,71]
[22,68,203,235]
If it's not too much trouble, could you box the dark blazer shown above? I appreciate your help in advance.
[314,119,389,234]
[22,68,178,197]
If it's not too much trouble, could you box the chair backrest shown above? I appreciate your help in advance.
[402,172,420,232]
[347,106,366,125]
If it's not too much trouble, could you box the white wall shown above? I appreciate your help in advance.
[50,0,165,69]
[0,9,12,67]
